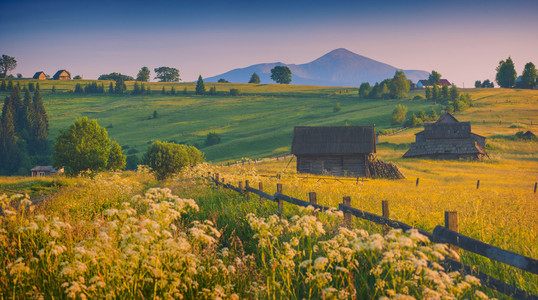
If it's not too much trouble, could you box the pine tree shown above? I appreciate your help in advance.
[183,87,188,95]
[248,72,261,84]
[52,85,56,93]
[32,89,49,154]
[449,84,459,101]
[109,82,114,94]
[28,82,35,92]
[171,86,176,95]
[7,80,13,91]
[441,84,449,99]
[0,98,21,174]
[432,84,439,99]
[146,86,151,94]
[22,90,35,135]
[425,87,432,100]
[209,86,216,95]
[36,82,40,90]
[133,82,140,95]
[0,80,5,91]
[195,75,205,95]
[161,86,166,95]
[115,76,126,94]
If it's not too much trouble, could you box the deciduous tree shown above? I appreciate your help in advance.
[495,57,517,88]
[391,104,407,125]
[521,62,537,89]
[389,70,409,99]
[154,67,180,82]
[0,54,17,78]
[270,66,292,84]
[136,66,150,82]
[143,141,200,180]
[428,70,441,85]
[358,82,371,98]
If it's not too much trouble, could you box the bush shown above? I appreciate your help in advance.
[230,88,241,96]
[205,132,221,146]
[333,102,341,112]
[413,95,425,100]
[143,141,204,180]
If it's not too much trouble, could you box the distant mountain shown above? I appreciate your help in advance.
[204,48,429,87]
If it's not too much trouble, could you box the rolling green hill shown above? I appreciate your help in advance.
[1,80,537,163]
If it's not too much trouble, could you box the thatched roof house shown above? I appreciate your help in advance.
[53,70,71,80]
[33,71,47,80]
[403,113,486,159]
[291,126,376,177]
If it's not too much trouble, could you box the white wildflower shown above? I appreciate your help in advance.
[313,257,329,270]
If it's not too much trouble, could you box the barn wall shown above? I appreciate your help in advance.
[297,154,367,176]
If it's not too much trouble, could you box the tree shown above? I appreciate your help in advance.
[205,132,221,146]
[32,89,48,154]
[379,82,390,99]
[51,85,56,93]
[0,55,17,78]
[441,84,449,99]
[218,78,229,83]
[154,67,180,82]
[389,71,410,99]
[358,82,371,98]
[249,72,261,84]
[417,110,426,121]
[428,109,438,121]
[270,66,292,84]
[408,113,423,127]
[136,66,150,82]
[450,84,459,101]
[474,80,481,88]
[391,104,407,125]
[428,70,441,85]
[195,75,206,95]
[521,62,537,89]
[209,86,216,95]
[229,88,240,96]
[495,57,517,88]
[73,75,82,80]
[54,117,123,176]
[142,141,196,180]
[98,73,134,81]
[425,87,432,99]
[0,98,22,174]
[107,140,126,171]
[432,84,439,100]
[0,80,5,91]
[114,75,127,94]
[482,80,494,88]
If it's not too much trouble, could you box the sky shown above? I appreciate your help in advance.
[1,0,537,87]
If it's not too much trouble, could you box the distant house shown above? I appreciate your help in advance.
[31,166,64,177]
[522,130,536,139]
[33,71,47,80]
[53,70,71,80]
[416,79,452,88]
[403,112,486,159]
[291,126,376,177]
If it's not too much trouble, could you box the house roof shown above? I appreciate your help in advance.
[436,112,459,123]
[403,140,485,158]
[53,70,70,79]
[291,126,376,155]
[423,122,472,139]
[31,166,57,172]
[523,130,536,138]
[438,79,451,86]
[418,80,430,86]
[33,71,45,79]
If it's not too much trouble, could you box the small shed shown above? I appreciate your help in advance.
[522,130,536,139]
[33,71,47,80]
[31,166,64,177]
[291,126,376,177]
[53,70,71,80]
[403,113,486,159]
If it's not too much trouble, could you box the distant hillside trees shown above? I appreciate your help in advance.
[205,132,221,146]
[218,78,229,83]
[74,82,106,94]
[132,82,150,95]
[229,88,241,96]
[73,75,82,80]
[54,117,126,176]
[0,87,50,175]
[389,70,410,99]
[143,141,204,180]
[358,83,371,98]
[114,76,127,94]
[195,75,206,95]
[475,80,494,88]
[270,66,292,84]
[428,70,441,85]
[520,62,537,89]
[495,57,517,88]
[0,54,17,78]
[249,72,261,84]
[136,66,150,82]
[154,67,180,82]
[98,72,134,81]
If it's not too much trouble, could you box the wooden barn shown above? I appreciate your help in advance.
[33,71,47,80]
[53,70,71,80]
[291,126,376,177]
[31,166,64,177]
[403,113,486,159]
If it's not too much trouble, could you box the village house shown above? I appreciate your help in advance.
[30,166,64,177]
[403,113,486,159]
[291,126,376,177]
[32,71,47,80]
[53,69,71,80]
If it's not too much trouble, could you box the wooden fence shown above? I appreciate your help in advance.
[205,173,538,299]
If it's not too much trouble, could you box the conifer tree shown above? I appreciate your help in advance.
[52,85,56,93]
[7,80,13,91]
[248,72,261,84]
[449,84,459,101]
[36,82,40,90]
[109,82,114,94]
[22,90,35,135]
[425,87,432,100]
[115,76,126,94]
[0,80,5,91]
[183,87,188,95]
[146,86,151,94]
[432,84,439,99]
[161,86,166,95]
[107,140,126,170]
[171,86,176,95]
[195,75,205,95]
[441,84,449,99]
[0,99,21,174]
[32,89,49,154]
[28,82,35,92]
[133,82,140,95]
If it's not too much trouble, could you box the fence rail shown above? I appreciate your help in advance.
[205,174,538,299]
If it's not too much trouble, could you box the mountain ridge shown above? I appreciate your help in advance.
[205,48,429,87]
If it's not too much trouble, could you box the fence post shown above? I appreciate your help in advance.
[309,192,318,218]
[416,178,420,186]
[277,184,283,215]
[476,180,480,189]
[259,182,264,204]
[245,180,250,199]
[534,182,537,193]
[238,181,243,193]
[445,211,459,260]
[342,196,351,228]
[382,200,389,218]
[215,173,219,184]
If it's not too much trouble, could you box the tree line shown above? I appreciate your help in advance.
[358,70,411,100]
[0,85,49,175]
[494,57,536,89]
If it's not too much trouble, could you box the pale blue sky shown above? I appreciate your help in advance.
[1,0,537,86]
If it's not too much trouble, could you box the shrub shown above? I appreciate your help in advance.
[143,141,204,180]
[413,95,425,100]
[205,132,221,146]
[230,88,241,96]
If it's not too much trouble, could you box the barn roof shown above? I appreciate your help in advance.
[438,79,451,86]
[423,122,472,139]
[31,166,57,172]
[436,112,459,123]
[291,126,376,155]
[403,140,485,158]
[33,71,45,79]
[53,69,70,79]
[418,80,430,86]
